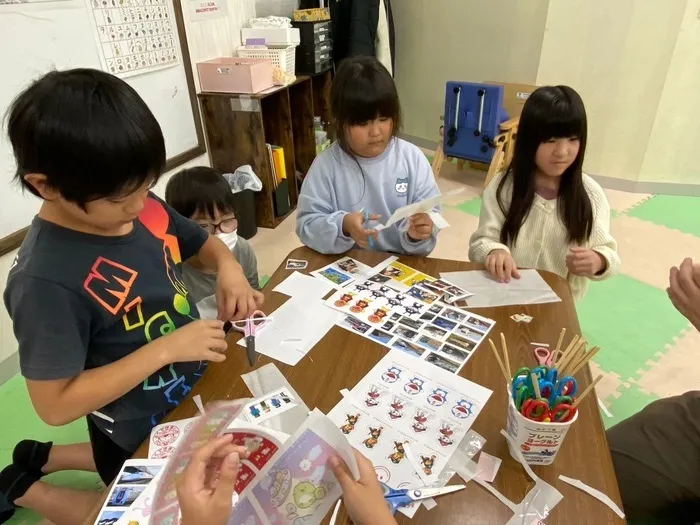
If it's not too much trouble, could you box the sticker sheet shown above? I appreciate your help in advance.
[336,302,496,374]
[328,351,492,518]
[94,459,166,525]
[85,0,180,78]
[325,276,431,329]
[147,416,199,460]
[310,256,374,288]
[243,387,298,424]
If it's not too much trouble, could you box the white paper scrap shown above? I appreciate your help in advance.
[384,188,464,227]
[559,475,625,519]
[273,271,337,299]
[476,452,502,483]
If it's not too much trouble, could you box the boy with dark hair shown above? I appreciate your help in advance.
[0,68,262,524]
[166,167,260,319]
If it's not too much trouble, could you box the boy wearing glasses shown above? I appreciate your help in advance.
[166,168,260,317]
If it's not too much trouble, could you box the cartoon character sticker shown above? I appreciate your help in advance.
[350,298,371,314]
[381,366,401,383]
[427,388,448,407]
[420,455,437,476]
[412,409,430,433]
[363,426,384,449]
[388,441,409,464]
[365,384,385,408]
[438,421,457,447]
[368,306,390,324]
[334,293,355,308]
[388,395,406,420]
[340,413,360,434]
[451,399,474,419]
[404,376,424,395]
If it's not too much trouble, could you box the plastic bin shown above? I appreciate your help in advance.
[231,189,257,239]
[237,46,297,74]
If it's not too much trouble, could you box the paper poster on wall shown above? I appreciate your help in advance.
[187,0,227,21]
[84,0,180,78]
[0,0,70,4]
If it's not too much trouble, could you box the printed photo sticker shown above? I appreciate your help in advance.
[285,259,308,270]
[423,324,448,340]
[378,261,416,281]
[432,316,457,331]
[439,344,471,362]
[407,286,439,304]
[393,325,419,340]
[339,315,371,335]
[425,352,459,374]
[319,267,352,286]
[417,335,441,352]
[391,338,426,359]
[445,334,476,353]
[419,312,435,322]
[369,328,392,345]
[401,272,435,287]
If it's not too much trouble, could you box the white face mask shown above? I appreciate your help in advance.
[216,229,238,251]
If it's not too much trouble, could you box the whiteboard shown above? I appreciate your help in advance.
[0,0,201,240]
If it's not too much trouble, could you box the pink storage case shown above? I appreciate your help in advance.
[197,57,274,94]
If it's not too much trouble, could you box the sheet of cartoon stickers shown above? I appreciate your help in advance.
[328,351,492,518]
[330,261,496,374]
[151,402,358,525]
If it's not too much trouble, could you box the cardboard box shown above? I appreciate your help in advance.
[197,57,274,94]
[293,7,330,22]
[485,81,538,119]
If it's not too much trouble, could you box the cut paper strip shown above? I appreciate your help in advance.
[193,395,205,416]
[559,475,625,519]
[597,397,613,418]
[428,211,450,230]
[475,452,502,483]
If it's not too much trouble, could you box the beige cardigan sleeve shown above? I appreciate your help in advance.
[468,176,510,263]
[585,176,620,280]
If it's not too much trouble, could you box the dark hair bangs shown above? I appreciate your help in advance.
[527,87,586,143]
[7,68,165,205]
[337,78,400,126]
[331,56,401,135]
[165,167,236,220]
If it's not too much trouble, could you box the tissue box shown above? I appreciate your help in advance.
[197,57,274,94]
[293,8,330,22]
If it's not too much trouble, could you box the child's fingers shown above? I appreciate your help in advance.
[511,265,521,279]
[329,455,355,493]
[213,452,241,504]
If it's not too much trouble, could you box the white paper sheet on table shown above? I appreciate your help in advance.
[237,296,343,365]
[273,271,337,299]
[440,269,561,308]
[378,188,464,229]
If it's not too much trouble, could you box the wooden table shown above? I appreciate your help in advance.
[83,247,625,525]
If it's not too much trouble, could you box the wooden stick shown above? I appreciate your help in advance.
[550,328,567,367]
[571,375,603,409]
[531,373,542,399]
[489,339,509,384]
[562,339,588,376]
[556,334,580,372]
[500,332,512,381]
[570,346,601,377]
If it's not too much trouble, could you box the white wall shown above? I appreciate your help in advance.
[393,0,550,141]
[536,0,688,182]
[0,0,256,377]
[639,0,700,184]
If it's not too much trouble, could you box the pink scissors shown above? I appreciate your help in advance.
[228,310,272,366]
[533,347,562,367]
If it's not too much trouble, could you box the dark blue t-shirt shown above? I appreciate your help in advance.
[4,194,209,451]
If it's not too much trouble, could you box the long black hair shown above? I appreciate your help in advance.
[330,56,402,157]
[497,85,593,246]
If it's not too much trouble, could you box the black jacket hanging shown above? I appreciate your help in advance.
[300,0,395,74]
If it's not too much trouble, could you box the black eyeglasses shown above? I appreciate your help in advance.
[197,217,238,235]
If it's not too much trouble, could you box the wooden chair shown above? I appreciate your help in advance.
[431,116,519,188]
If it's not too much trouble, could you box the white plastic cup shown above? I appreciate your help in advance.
[504,392,578,466]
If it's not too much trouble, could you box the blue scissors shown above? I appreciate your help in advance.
[381,483,466,514]
[363,210,376,249]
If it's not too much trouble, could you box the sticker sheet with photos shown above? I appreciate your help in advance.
[243,387,298,424]
[310,256,374,288]
[328,351,492,518]
[94,459,166,525]
[325,276,432,327]
[336,301,496,374]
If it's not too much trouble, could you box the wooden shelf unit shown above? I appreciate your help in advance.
[198,70,333,229]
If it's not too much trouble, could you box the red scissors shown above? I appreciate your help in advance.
[229,310,272,366]
[521,397,577,423]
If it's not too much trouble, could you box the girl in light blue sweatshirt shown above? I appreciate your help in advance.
[296,56,441,256]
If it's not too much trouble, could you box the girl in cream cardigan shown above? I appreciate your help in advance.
[469,85,619,300]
